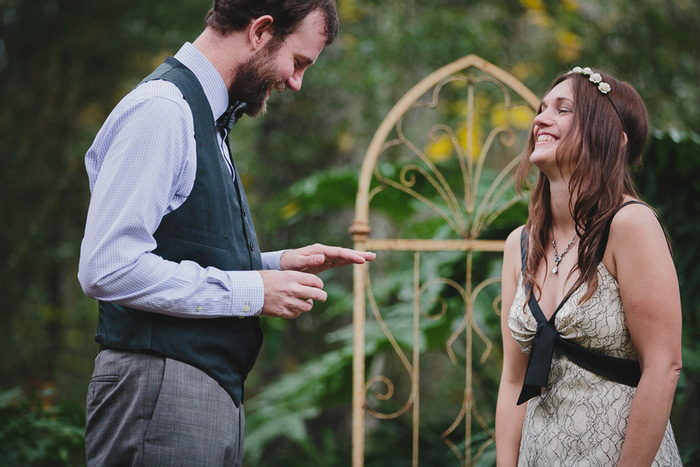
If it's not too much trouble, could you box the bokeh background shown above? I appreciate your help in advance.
[1,0,699,464]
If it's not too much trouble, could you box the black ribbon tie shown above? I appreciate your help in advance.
[216,101,248,132]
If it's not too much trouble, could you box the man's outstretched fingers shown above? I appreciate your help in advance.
[280,244,377,274]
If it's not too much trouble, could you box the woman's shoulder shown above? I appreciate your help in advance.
[502,225,526,281]
[609,199,660,235]
[505,225,526,244]
[601,199,663,277]
[606,199,669,273]
[504,225,526,258]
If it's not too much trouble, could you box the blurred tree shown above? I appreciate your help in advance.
[0,0,204,399]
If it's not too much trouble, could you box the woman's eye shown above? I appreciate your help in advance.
[559,107,571,113]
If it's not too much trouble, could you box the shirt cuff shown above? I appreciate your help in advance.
[261,250,286,270]
[226,270,265,316]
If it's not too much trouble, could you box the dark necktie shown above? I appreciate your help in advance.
[216,101,248,132]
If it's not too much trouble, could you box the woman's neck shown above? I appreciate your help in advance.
[549,179,576,233]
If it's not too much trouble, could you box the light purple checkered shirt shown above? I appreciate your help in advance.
[78,43,283,318]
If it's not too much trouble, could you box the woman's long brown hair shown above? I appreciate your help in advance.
[516,70,649,303]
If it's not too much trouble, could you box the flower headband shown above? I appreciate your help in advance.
[568,66,627,136]
[568,66,611,94]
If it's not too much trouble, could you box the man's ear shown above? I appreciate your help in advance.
[247,15,275,50]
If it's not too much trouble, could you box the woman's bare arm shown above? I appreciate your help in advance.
[608,204,682,466]
[495,226,530,466]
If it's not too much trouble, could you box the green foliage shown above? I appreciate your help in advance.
[244,348,354,465]
[0,387,85,466]
[637,131,700,464]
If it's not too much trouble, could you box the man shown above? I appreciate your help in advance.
[78,1,374,465]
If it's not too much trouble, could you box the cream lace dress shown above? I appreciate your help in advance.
[508,263,682,466]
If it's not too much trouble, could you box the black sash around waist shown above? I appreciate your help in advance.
[516,202,644,405]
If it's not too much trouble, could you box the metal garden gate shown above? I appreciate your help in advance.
[349,55,539,466]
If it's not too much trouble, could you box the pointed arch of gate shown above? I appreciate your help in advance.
[349,55,539,466]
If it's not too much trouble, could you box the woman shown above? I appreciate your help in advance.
[495,67,682,466]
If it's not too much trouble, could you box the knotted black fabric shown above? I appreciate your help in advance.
[216,101,248,132]
[516,216,642,405]
[517,294,559,404]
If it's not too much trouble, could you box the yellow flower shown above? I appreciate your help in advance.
[490,106,534,130]
[458,122,482,161]
[562,0,579,11]
[280,201,301,220]
[336,129,354,154]
[520,0,546,11]
[339,0,363,23]
[425,133,454,163]
[526,10,552,28]
[424,122,483,163]
[556,30,582,63]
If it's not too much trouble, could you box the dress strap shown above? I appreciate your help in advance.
[616,200,646,209]
[519,226,528,276]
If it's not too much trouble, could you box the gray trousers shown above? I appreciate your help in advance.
[85,349,244,466]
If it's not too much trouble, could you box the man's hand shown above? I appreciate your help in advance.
[259,270,327,319]
[280,243,376,274]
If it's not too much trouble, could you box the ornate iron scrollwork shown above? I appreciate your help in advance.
[351,55,538,466]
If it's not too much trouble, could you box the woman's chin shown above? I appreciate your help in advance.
[529,150,554,169]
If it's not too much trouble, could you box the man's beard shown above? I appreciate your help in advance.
[230,42,286,117]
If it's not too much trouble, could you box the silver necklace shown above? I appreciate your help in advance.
[551,234,577,274]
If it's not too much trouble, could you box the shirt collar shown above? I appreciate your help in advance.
[173,42,229,121]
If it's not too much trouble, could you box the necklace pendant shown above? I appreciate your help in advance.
[552,232,577,276]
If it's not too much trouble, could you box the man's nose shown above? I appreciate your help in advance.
[286,70,304,92]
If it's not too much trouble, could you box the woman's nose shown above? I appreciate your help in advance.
[534,111,553,128]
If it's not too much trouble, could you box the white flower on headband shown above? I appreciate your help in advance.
[569,66,612,95]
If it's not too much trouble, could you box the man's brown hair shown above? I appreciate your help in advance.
[205,0,338,45]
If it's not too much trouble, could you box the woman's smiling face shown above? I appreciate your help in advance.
[529,78,576,177]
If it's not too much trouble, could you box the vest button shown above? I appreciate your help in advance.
[249,242,255,251]
[243,210,247,217]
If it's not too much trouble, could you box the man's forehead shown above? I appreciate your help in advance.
[283,10,327,57]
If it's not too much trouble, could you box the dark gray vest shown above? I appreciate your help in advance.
[96,57,263,406]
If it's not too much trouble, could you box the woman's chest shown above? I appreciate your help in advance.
[508,266,636,358]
